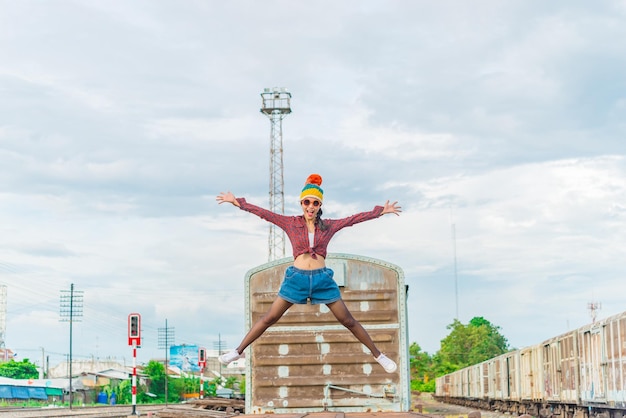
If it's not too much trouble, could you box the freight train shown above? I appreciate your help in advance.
[435,310,626,418]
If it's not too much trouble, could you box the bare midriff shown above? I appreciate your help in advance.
[293,253,326,270]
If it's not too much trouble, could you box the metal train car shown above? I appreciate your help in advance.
[243,253,410,414]
[435,310,626,418]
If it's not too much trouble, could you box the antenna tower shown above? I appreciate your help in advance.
[588,300,601,323]
[260,87,292,261]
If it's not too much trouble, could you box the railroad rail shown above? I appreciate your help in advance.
[0,404,163,417]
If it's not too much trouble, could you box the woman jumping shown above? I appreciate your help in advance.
[216,174,401,372]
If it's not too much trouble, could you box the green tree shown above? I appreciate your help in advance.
[409,343,435,392]
[239,375,246,394]
[409,343,430,379]
[0,359,38,379]
[223,376,238,389]
[144,360,167,400]
[168,376,187,402]
[437,317,509,370]
[205,378,219,398]
[113,379,132,404]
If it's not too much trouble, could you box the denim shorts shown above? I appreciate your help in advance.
[278,266,341,305]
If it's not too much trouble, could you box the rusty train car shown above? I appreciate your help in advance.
[243,253,410,414]
[435,310,626,418]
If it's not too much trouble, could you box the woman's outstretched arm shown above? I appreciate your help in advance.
[216,191,241,208]
[216,192,293,230]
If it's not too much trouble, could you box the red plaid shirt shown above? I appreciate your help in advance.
[237,198,384,259]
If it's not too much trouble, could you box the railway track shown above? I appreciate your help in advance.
[0,404,164,417]
[0,396,486,418]
[0,397,244,418]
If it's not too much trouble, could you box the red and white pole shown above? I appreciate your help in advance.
[132,341,137,415]
[200,366,204,399]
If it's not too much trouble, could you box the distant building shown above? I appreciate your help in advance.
[0,348,16,362]
[47,358,128,378]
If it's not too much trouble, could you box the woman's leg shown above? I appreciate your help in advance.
[326,299,381,358]
[235,296,293,353]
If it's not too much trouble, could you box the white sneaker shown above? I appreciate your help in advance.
[376,353,397,373]
[219,349,243,365]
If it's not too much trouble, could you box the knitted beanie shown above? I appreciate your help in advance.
[300,174,324,202]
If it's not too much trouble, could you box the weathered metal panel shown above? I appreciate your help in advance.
[435,374,450,398]
[605,313,625,408]
[486,358,496,399]
[540,330,579,404]
[481,361,489,399]
[559,331,579,404]
[519,344,543,400]
[244,253,409,414]
[468,364,482,399]
[504,350,520,402]
[542,338,561,402]
[459,369,470,396]
[449,369,463,398]
[578,311,626,408]
[578,321,605,403]
[491,352,516,401]
[493,356,504,400]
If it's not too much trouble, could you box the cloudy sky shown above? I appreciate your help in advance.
[1,1,625,370]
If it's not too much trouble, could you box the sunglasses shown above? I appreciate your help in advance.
[301,199,321,207]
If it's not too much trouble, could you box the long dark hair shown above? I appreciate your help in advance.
[316,208,328,231]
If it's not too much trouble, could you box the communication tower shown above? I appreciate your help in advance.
[588,300,601,323]
[260,87,291,261]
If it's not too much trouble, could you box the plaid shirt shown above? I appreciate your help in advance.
[237,198,384,259]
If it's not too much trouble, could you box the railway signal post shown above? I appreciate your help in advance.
[128,313,141,415]
[198,347,207,399]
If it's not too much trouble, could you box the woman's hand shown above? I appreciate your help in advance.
[216,191,240,207]
[381,200,402,216]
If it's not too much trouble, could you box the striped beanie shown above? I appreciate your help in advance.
[300,174,324,202]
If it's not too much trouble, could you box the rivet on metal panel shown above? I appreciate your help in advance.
[363,363,373,375]
[323,364,332,375]
[278,366,289,377]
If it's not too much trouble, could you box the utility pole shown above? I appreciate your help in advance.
[158,320,175,405]
[213,334,227,378]
[59,283,83,409]
[260,87,291,261]
[452,223,459,320]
